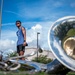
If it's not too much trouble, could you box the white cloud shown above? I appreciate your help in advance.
[26,22,53,50]
[2,23,15,26]
[31,24,42,30]
[0,39,16,51]
[1,30,17,40]
[27,24,42,43]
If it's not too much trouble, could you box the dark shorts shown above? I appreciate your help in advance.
[17,44,25,53]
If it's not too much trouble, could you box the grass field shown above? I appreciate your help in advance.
[0,71,48,75]
[0,71,75,75]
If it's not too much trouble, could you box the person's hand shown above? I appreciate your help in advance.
[23,42,27,46]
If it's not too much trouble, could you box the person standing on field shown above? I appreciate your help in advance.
[16,20,26,60]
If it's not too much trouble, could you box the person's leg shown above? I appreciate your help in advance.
[17,45,19,55]
[18,44,25,60]
[17,45,20,60]
[19,51,25,60]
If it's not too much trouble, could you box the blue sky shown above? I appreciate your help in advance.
[2,0,75,23]
[0,0,75,52]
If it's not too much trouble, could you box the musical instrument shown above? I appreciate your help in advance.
[48,16,75,72]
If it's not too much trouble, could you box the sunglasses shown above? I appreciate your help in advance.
[16,22,20,24]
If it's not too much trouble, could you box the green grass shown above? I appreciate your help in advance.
[0,71,48,75]
[0,71,75,75]
[67,72,75,75]
[32,55,52,64]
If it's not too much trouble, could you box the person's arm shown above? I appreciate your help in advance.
[22,27,26,46]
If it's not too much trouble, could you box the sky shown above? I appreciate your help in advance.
[0,0,75,53]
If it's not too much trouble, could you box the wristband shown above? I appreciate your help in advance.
[24,40,26,42]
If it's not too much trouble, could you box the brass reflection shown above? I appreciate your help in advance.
[63,37,75,59]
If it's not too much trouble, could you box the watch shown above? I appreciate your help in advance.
[24,40,26,42]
